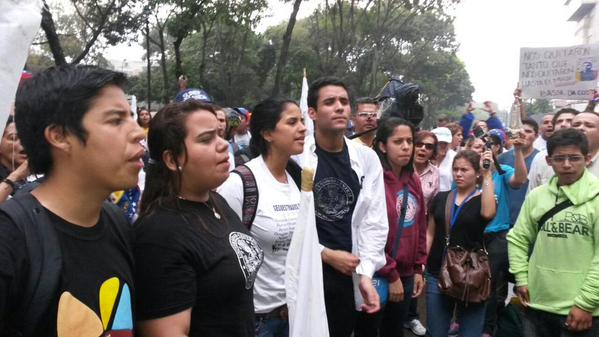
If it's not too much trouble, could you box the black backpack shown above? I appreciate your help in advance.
[232,159,302,230]
[0,193,130,337]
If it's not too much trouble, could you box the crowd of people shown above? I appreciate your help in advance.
[0,64,598,337]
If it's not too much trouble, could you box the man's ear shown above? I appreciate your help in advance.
[308,107,317,121]
[162,150,178,172]
[585,153,593,167]
[44,124,71,153]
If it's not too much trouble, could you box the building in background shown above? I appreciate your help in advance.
[567,0,599,44]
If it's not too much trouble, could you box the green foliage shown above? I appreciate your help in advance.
[31,0,472,114]
[525,99,552,116]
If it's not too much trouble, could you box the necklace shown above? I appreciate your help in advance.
[178,196,221,219]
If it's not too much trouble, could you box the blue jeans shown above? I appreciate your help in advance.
[354,276,415,337]
[255,315,289,337]
[425,273,486,337]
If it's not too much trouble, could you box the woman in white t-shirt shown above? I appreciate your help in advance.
[218,97,306,337]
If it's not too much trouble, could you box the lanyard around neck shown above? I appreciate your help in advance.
[450,188,478,228]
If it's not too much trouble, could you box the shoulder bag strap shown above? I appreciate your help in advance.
[232,164,259,230]
[391,185,410,259]
[530,191,599,257]
[443,190,454,247]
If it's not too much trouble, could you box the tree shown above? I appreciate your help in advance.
[38,0,142,65]
[271,0,304,96]
[525,99,552,116]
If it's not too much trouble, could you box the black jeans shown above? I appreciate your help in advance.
[484,230,509,335]
[354,276,414,337]
[522,307,599,337]
[323,263,356,337]
[406,296,419,321]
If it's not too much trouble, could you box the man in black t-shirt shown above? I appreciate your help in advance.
[299,77,388,337]
[0,66,146,336]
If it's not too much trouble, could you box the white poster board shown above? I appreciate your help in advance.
[519,44,599,100]
[0,0,42,136]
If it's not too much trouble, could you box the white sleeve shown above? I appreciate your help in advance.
[527,153,554,195]
[216,173,244,220]
[355,150,389,278]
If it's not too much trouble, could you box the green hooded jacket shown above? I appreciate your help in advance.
[507,169,599,315]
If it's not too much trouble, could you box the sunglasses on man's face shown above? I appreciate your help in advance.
[415,142,435,150]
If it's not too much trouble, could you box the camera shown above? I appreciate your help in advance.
[377,76,424,128]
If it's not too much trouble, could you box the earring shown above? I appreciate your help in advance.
[178,166,182,170]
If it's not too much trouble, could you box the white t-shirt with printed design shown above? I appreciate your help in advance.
[217,156,301,313]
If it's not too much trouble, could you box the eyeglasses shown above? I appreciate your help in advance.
[549,155,585,163]
[416,142,435,150]
[357,112,377,119]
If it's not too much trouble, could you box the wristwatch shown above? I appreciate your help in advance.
[2,178,21,196]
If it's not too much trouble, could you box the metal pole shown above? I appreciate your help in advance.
[145,13,152,111]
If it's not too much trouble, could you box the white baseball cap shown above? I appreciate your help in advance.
[432,127,452,143]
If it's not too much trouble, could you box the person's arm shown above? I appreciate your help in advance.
[584,89,598,113]
[426,213,436,254]
[355,150,388,314]
[355,151,389,279]
[480,151,496,220]
[0,160,29,202]
[570,199,599,326]
[514,88,527,121]
[412,185,427,298]
[321,248,359,275]
[507,194,538,306]
[137,309,191,337]
[413,182,428,273]
[460,104,475,139]
[509,140,528,188]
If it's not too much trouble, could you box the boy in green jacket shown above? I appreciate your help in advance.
[508,128,599,337]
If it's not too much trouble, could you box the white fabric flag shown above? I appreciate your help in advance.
[0,0,43,136]
[286,166,329,337]
[300,70,314,136]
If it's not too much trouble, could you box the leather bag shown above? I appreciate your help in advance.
[438,190,491,303]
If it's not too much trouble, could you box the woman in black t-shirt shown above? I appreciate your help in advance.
[425,150,496,337]
[133,100,264,337]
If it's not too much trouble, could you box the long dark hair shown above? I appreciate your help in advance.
[374,117,415,174]
[139,100,218,217]
[250,97,299,157]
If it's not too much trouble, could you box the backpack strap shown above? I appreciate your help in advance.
[232,165,259,230]
[0,193,61,337]
[390,185,410,260]
[285,159,302,190]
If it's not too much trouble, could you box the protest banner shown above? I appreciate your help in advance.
[0,0,42,136]
[286,166,329,337]
[519,44,599,100]
[299,69,314,136]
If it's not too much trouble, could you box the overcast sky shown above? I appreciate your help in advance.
[107,0,581,109]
